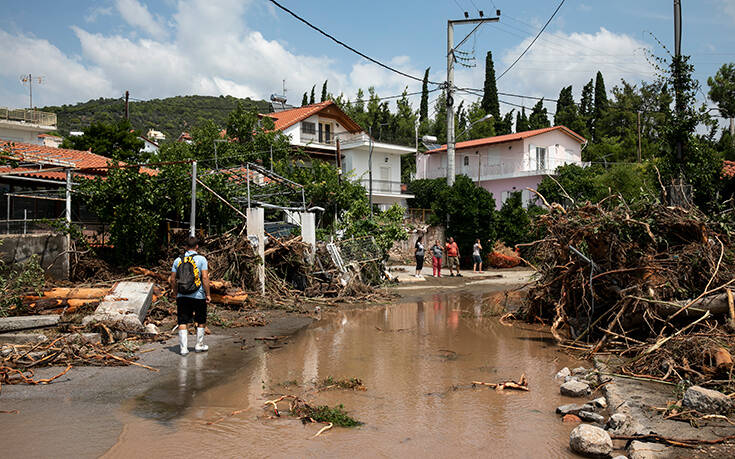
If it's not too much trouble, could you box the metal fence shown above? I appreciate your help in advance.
[0,107,57,127]
[338,236,381,264]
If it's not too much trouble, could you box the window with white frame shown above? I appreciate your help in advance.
[463,156,469,166]
[535,146,547,170]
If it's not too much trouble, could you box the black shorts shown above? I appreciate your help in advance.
[177,296,207,325]
[416,255,425,270]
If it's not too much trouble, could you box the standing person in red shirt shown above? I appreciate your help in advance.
[445,237,461,277]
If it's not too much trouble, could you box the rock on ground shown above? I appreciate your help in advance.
[563,414,582,423]
[555,367,571,382]
[682,385,734,415]
[561,380,591,397]
[590,397,607,409]
[569,424,613,458]
[578,410,606,424]
[628,440,671,459]
[557,403,587,415]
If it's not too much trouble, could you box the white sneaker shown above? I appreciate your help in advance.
[195,327,209,352]
[178,329,189,356]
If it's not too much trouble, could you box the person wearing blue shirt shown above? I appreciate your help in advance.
[169,237,211,355]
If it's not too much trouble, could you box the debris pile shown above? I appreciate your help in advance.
[1,333,159,389]
[525,197,735,390]
[488,241,522,268]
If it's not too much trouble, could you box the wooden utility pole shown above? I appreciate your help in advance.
[637,111,642,162]
[446,14,499,186]
[124,91,130,121]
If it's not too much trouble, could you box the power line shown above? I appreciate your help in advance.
[268,0,439,85]
[496,0,566,81]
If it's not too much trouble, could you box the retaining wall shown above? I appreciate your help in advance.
[0,233,69,280]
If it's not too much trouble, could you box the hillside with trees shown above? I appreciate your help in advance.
[42,95,271,140]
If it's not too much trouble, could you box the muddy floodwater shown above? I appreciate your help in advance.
[103,287,581,458]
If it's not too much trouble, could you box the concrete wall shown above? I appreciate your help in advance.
[0,232,69,280]
[390,225,445,264]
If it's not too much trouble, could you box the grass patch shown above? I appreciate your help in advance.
[302,404,362,427]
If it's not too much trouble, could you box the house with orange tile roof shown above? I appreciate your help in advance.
[0,139,156,224]
[261,101,415,209]
[418,126,588,209]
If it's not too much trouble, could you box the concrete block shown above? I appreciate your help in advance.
[0,333,48,344]
[0,315,60,332]
[247,207,265,294]
[300,211,316,264]
[82,282,154,330]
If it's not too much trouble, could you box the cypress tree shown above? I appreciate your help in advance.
[593,71,608,140]
[321,80,328,102]
[498,110,514,135]
[528,99,550,130]
[301,92,308,106]
[516,106,529,133]
[419,67,430,123]
[554,86,575,126]
[481,52,500,120]
[580,79,594,137]
[309,85,316,104]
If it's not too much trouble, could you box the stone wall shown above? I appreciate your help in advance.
[389,225,445,264]
[0,233,69,280]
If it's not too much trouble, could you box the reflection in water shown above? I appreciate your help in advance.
[107,289,579,458]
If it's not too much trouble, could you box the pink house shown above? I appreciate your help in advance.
[416,126,587,209]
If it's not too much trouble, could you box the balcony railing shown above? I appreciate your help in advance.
[359,179,406,194]
[433,159,588,180]
[300,131,370,146]
[0,107,57,127]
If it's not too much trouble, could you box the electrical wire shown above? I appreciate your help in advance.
[268,0,440,85]
[496,0,566,81]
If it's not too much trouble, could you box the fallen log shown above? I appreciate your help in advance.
[23,287,109,302]
[472,373,529,391]
[211,292,249,305]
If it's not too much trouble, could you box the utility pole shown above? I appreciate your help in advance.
[446,13,500,186]
[368,126,374,215]
[673,0,683,162]
[637,111,642,162]
[189,161,197,237]
[125,91,130,121]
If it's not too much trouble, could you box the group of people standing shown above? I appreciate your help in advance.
[414,236,484,278]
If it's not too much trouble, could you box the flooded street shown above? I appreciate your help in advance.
[106,286,581,458]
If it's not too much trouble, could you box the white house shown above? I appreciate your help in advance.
[417,126,587,209]
[0,107,57,145]
[139,135,160,155]
[262,101,415,209]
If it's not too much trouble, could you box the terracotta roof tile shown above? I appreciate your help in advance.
[0,139,157,181]
[263,101,333,131]
[426,126,587,154]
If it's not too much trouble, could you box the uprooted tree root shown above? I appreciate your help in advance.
[523,196,735,391]
[264,395,362,429]
[1,333,159,388]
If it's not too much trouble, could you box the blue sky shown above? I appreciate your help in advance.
[1,0,734,121]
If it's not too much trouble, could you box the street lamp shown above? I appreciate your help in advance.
[456,113,493,140]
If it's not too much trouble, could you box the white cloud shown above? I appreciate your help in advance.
[0,30,112,108]
[116,0,168,40]
[495,28,654,111]
[719,0,735,22]
[0,0,425,110]
[85,6,113,23]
